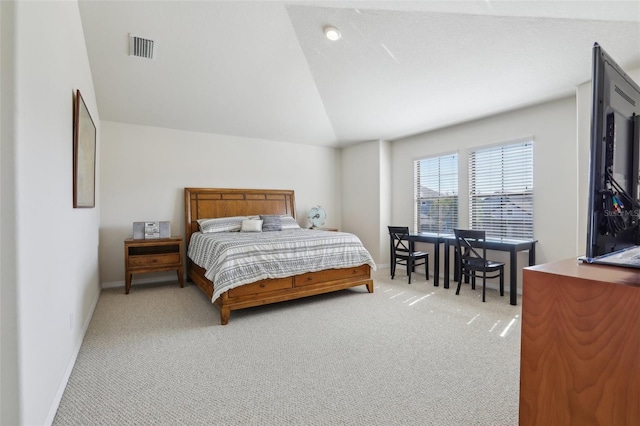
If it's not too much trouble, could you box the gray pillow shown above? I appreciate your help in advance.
[260,215,282,231]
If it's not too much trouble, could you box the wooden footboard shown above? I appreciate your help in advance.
[184,187,374,325]
[188,260,373,325]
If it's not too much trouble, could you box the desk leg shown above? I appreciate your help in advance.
[444,241,450,289]
[529,245,536,266]
[433,243,440,287]
[510,249,517,305]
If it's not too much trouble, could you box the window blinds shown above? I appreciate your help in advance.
[414,154,458,233]
[469,141,533,239]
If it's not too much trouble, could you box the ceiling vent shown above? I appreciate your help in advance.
[129,34,154,59]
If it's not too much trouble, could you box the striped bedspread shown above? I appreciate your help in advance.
[188,229,376,302]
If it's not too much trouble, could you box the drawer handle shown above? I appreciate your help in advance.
[259,283,266,288]
[307,277,313,281]
[353,269,358,273]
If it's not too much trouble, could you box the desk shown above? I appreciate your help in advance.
[402,233,536,304]
[406,233,449,286]
[443,236,536,305]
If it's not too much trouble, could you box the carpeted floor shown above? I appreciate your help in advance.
[53,268,522,425]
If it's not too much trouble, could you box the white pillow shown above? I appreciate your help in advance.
[241,219,263,232]
[197,216,247,233]
[280,215,301,230]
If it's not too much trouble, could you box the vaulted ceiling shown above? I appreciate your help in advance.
[78,1,640,147]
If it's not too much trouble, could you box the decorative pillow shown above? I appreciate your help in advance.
[280,215,301,230]
[260,215,282,232]
[241,219,263,232]
[197,216,247,233]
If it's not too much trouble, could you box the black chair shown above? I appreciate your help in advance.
[388,226,429,284]
[453,229,505,302]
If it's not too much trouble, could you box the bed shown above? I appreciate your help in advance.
[184,188,375,325]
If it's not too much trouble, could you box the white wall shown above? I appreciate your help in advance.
[390,96,578,290]
[99,121,344,285]
[0,3,20,425]
[379,140,392,265]
[1,2,101,425]
[341,140,391,265]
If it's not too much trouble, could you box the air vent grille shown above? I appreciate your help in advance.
[614,85,635,107]
[129,34,154,59]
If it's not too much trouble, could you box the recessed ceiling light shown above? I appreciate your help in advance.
[324,26,341,41]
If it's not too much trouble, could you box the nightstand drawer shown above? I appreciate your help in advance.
[128,253,180,267]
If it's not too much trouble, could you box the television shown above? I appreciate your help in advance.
[585,43,640,261]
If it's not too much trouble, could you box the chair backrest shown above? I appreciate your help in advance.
[388,226,411,254]
[453,229,486,265]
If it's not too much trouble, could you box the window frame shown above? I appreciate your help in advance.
[413,152,459,234]
[468,139,534,240]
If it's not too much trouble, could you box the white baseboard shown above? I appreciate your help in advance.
[100,280,125,289]
[45,287,100,426]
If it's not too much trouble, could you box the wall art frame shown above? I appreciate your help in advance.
[73,89,96,208]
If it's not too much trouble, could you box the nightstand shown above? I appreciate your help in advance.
[124,237,184,294]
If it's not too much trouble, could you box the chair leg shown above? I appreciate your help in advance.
[455,273,463,295]
[471,275,476,290]
[482,275,486,302]
[425,257,429,279]
[407,259,412,284]
[499,267,504,296]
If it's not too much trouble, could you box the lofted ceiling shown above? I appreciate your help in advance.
[78,1,640,148]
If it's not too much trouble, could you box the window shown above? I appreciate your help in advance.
[469,140,533,239]
[414,154,458,233]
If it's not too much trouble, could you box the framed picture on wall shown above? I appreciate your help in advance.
[73,89,96,208]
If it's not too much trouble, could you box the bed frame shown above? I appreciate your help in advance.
[184,188,374,325]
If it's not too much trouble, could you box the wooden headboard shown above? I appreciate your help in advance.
[184,188,296,246]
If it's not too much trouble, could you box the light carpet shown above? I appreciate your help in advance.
[53,268,522,425]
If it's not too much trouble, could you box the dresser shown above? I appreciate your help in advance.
[519,258,640,425]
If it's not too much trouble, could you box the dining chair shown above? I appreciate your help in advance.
[453,229,504,302]
[388,226,429,284]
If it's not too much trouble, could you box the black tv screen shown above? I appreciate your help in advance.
[586,43,640,259]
